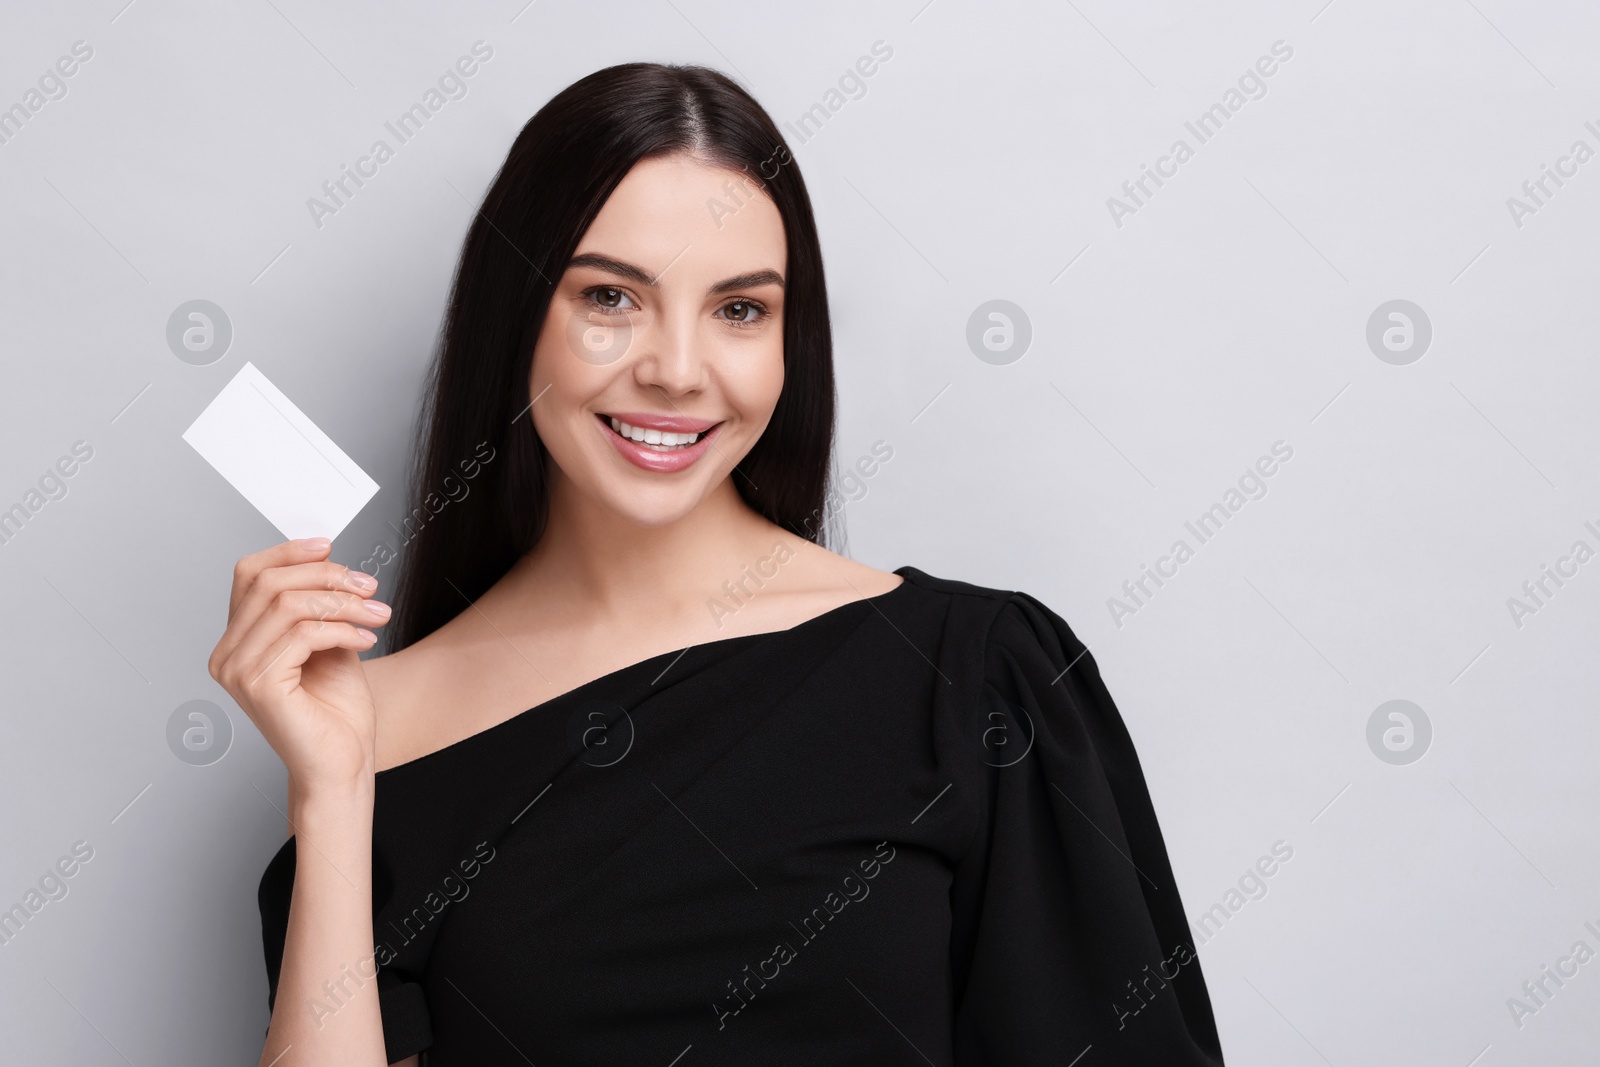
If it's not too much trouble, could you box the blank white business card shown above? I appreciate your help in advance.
[182,361,379,541]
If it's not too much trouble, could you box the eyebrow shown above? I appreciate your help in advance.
[565,252,784,296]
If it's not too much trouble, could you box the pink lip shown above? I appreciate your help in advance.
[602,411,719,433]
[596,413,723,473]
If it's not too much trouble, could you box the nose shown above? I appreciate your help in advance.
[631,306,706,398]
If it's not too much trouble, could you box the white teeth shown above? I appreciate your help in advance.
[608,417,704,451]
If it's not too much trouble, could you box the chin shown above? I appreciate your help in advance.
[595,482,708,528]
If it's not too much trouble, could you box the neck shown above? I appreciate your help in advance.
[505,471,802,624]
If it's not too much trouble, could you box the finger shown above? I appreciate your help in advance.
[221,558,378,665]
[228,538,334,621]
[218,587,388,689]
[236,618,378,704]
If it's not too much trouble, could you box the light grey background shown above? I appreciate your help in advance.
[2,1,1597,1064]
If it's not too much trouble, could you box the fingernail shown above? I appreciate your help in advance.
[298,537,331,551]
[365,601,391,619]
[349,571,377,591]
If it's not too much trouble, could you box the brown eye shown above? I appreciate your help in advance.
[720,300,766,324]
[583,286,636,313]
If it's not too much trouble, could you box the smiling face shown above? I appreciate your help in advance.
[528,152,787,529]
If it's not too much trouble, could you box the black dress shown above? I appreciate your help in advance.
[258,565,1225,1065]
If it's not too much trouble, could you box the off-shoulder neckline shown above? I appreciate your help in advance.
[372,566,923,780]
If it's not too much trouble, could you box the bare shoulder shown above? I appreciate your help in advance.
[361,636,454,774]
[704,538,902,641]
[790,540,902,596]
[758,537,903,609]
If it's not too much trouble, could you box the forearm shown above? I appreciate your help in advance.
[260,777,389,1067]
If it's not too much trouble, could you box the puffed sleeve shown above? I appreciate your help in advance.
[258,837,434,1064]
[948,591,1225,1064]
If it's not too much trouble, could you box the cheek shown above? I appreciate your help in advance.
[529,311,570,390]
[723,339,785,424]
[530,314,605,407]
[528,331,595,449]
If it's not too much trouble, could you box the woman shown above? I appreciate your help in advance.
[211,63,1225,1066]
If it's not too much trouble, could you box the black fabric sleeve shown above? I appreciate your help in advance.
[257,836,435,1064]
[375,973,433,1062]
[949,591,1225,1064]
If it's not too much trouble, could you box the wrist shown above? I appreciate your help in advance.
[290,771,375,821]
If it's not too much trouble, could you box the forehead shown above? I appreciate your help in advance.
[572,153,786,282]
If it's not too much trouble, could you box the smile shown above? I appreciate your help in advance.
[607,417,704,451]
[596,412,724,473]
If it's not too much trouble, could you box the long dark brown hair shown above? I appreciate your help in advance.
[384,62,837,653]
